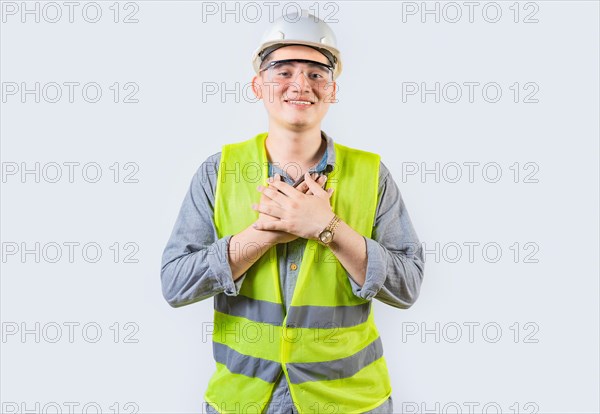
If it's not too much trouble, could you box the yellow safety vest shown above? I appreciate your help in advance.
[205,132,392,413]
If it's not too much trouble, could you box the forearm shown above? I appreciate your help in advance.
[161,235,240,307]
[161,153,274,308]
[340,162,425,308]
[328,219,369,287]
[340,236,424,308]
[366,237,424,308]
[228,225,278,280]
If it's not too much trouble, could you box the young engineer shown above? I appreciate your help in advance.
[161,10,425,414]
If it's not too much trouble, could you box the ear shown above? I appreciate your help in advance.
[251,75,262,100]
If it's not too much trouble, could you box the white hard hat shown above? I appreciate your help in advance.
[251,9,343,80]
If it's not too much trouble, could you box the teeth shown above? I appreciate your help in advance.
[288,100,312,105]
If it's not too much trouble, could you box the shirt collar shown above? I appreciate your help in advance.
[269,130,336,186]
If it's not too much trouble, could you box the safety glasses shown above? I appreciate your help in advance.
[259,59,334,87]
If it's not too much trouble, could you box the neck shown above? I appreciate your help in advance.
[264,124,325,178]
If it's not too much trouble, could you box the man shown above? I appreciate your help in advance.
[161,10,425,414]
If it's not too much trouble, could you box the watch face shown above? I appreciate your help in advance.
[319,230,333,244]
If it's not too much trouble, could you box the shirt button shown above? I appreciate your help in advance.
[290,263,298,271]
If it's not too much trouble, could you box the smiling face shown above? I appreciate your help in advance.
[251,45,337,131]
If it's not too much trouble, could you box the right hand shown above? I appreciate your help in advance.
[254,172,331,244]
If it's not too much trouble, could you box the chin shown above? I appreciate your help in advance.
[270,114,321,130]
[278,115,310,127]
[288,119,314,129]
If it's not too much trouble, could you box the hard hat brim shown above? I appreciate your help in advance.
[252,40,342,80]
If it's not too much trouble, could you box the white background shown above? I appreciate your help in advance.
[1,1,599,413]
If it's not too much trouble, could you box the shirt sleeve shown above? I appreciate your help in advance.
[346,161,425,309]
[160,153,247,308]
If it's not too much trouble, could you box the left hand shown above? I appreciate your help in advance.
[252,172,336,240]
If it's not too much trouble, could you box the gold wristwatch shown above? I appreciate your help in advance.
[318,214,341,245]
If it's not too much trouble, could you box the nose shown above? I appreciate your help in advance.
[292,70,312,93]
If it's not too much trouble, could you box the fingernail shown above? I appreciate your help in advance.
[268,176,273,183]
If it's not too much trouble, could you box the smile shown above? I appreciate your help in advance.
[285,100,315,107]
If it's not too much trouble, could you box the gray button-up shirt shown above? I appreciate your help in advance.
[161,131,425,413]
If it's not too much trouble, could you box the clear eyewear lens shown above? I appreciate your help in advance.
[264,61,333,86]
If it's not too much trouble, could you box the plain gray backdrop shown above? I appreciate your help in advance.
[1,1,599,413]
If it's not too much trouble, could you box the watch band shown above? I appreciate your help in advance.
[328,215,341,233]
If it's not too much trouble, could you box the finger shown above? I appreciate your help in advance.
[304,172,327,195]
[268,175,301,199]
[271,173,288,194]
[298,173,321,193]
[252,201,284,219]
[296,179,310,193]
[308,175,327,195]
[257,186,284,220]
[318,174,327,187]
[252,220,280,231]
[257,181,289,207]
[258,187,285,212]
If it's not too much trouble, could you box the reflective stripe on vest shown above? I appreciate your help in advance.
[205,132,392,414]
[215,293,371,328]
[286,336,384,384]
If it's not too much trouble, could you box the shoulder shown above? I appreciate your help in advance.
[194,151,222,179]
[189,152,222,207]
[377,160,392,195]
[333,142,384,177]
[192,132,263,190]
[331,141,391,190]
[379,160,391,183]
[334,141,380,160]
